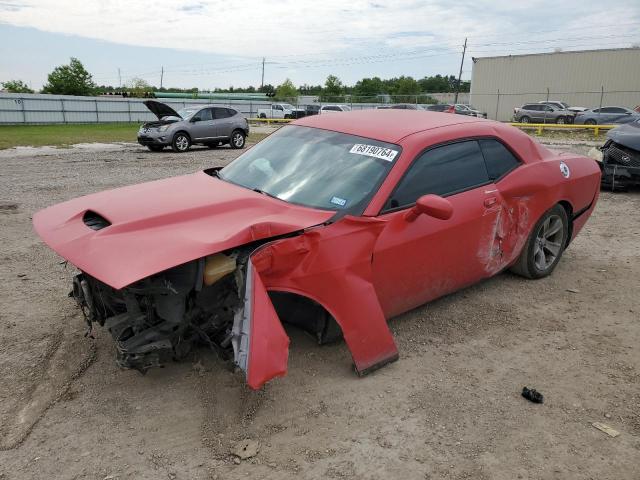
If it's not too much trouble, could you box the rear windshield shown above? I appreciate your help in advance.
[219,125,400,211]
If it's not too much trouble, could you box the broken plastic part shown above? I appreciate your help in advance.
[203,253,236,286]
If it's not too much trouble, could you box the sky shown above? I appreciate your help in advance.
[1,0,639,91]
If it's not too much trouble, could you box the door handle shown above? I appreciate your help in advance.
[484,197,498,208]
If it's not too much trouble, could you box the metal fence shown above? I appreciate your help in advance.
[470,88,640,122]
[0,92,472,124]
[4,90,636,124]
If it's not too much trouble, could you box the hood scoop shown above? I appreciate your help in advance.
[83,210,111,231]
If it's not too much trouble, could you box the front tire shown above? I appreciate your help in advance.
[585,119,597,125]
[510,204,569,279]
[556,116,566,124]
[230,130,246,149]
[171,132,191,152]
[520,116,530,123]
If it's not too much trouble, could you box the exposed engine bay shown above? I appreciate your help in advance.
[70,248,341,374]
[72,250,246,372]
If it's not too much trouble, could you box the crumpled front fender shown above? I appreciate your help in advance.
[234,215,399,390]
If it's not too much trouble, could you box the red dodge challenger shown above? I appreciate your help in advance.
[33,110,601,389]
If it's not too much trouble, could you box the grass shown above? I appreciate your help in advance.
[0,123,268,150]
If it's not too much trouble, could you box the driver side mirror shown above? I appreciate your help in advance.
[404,194,453,222]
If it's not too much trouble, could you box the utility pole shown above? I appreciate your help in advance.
[118,68,121,89]
[160,66,164,89]
[261,57,265,89]
[454,38,467,104]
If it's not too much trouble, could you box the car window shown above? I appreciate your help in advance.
[273,105,283,111]
[220,125,399,212]
[383,140,490,211]
[213,107,231,119]
[609,107,626,114]
[600,107,615,113]
[226,108,238,116]
[479,139,521,181]
[324,106,340,111]
[523,104,536,111]
[194,108,212,121]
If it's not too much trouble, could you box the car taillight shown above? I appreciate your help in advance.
[446,105,455,113]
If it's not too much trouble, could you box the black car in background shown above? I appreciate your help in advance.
[600,120,640,190]
[303,105,321,116]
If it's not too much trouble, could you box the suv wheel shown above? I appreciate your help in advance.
[585,119,597,125]
[230,130,246,149]
[520,116,530,123]
[556,116,566,124]
[171,132,191,152]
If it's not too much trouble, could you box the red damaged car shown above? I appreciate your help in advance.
[33,111,600,389]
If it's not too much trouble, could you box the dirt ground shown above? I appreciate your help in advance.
[0,138,638,480]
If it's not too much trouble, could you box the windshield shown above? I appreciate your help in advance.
[176,107,198,119]
[219,125,400,211]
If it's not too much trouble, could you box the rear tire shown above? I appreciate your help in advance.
[259,113,266,119]
[171,132,191,152]
[510,204,569,279]
[230,130,246,149]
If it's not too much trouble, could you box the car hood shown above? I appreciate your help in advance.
[607,122,640,150]
[33,171,334,289]
[143,100,182,120]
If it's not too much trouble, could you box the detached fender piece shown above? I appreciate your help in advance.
[236,215,399,389]
[233,259,290,390]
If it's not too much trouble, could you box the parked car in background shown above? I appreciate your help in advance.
[513,103,576,124]
[599,119,640,190]
[538,101,587,114]
[138,101,249,152]
[303,104,321,116]
[574,107,640,125]
[378,103,426,110]
[257,103,305,119]
[424,104,452,112]
[458,104,487,118]
[34,110,601,389]
[319,104,351,114]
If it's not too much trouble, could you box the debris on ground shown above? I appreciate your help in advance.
[592,422,620,438]
[192,360,206,377]
[521,387,544,404]
[231,439,260,460]
[566,288,580,293]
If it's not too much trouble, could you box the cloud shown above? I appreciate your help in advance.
[1,0,638,61]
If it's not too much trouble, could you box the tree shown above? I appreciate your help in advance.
[323,75,343,98]
[275,79,297,101]
[1,80,34,93]
[127,77,153,97]
[42,57,96,96]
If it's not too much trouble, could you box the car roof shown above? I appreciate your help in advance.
[292,109,484,143]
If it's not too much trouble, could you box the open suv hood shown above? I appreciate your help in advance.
[33,171,334,289]
[143,100,182,120]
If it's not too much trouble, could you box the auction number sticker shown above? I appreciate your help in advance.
[350,144,398,162]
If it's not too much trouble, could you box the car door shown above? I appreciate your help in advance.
[189,108,215,140]
[371,140,505,318]
[213,107,234,138]
[272,104,284,118]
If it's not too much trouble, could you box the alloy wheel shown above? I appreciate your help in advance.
[533,214,564,271]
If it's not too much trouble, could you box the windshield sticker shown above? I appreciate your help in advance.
[349,144,398,162]
[330,196,347,207]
